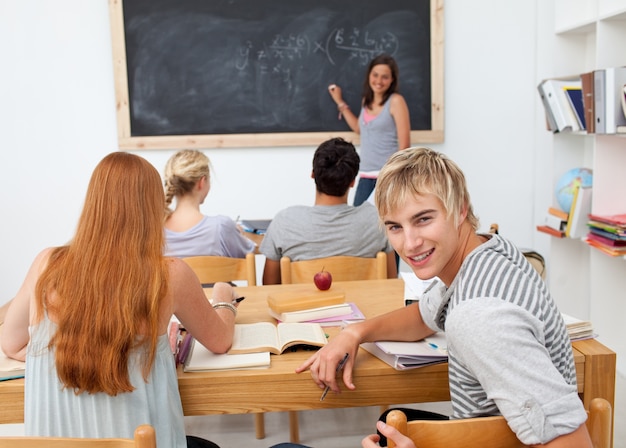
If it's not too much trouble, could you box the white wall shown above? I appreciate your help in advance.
[0,1,539,304]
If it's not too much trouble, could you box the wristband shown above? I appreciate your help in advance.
[212,302,237,316]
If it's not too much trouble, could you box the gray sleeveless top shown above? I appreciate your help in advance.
[25,315,187,447]
[358,94,398,172]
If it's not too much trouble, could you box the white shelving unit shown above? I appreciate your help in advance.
[539,0,626,374]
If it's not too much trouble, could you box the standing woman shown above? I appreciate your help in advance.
[328,53,411,206]
[1,152,237,448]
[164,149,255,258]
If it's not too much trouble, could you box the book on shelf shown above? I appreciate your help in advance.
[537,81,558,131]
[537,79,583,132]
[561,313,595,341]
[594,67,626,134]
[580,71,595,133]
[360,332,448,371]
[536,224,565,238]
[228,321,327,355]
[587,231,626,247]
[565,185,592,239]
[621,83,626,122]
[548,206,569,221]
[0,346,25,381]
[564,86,586,129]
[588,213,626,229]
[543,213,567,232]
[586,237,626,256]
[184,342,270,372]
[269,302,353,323]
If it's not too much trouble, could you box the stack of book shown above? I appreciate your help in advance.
[561,313,595,341]
[585,213,626,256]
[361,332,448,370]
[536,206,568,238]
[537,185,593,240]
[266,285,361,325]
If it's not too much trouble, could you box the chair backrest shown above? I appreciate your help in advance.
[182,253,257,286]
[0,424,156,448]
[386,397,612,448]
[279,252,387,284]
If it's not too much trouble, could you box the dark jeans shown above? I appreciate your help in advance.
[377,408,449,447]
[353,177,377,206]
[187,435,221,448]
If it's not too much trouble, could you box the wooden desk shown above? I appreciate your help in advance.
[0,279,616,434]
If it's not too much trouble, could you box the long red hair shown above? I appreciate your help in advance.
[35,152,168,395]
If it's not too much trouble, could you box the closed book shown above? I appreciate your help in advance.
[595,67,626,133]
[594,69,606,133]
[580,71,595,133]
[184,342,270,372]
[538,80,573,132]
[561,313,595,341]
[543,213,566,231]
[536,225,565,238]
[269,303,353,323]
[548,206,569,221]
[564,86,586,129]
[360,333,448,371]
[541,79,582,132]
[565,186,592,239]
[296,302,365,327]
[537,81,558,131]
[267,285,345,313]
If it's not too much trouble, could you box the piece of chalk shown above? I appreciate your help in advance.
[329,84,336,90]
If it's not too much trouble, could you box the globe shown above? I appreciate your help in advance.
[555,167,593,213]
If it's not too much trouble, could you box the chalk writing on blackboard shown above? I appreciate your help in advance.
[110,0,444,148]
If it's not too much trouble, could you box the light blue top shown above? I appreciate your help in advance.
[358,94,398,173]
[25,316,187,448]
[165,214,255,258]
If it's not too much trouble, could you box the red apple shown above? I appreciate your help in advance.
[313,268,332,291]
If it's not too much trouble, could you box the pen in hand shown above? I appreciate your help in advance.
[320,353,349,401]
[232,296,245,304]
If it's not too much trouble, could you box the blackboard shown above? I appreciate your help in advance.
[109,0,443,149]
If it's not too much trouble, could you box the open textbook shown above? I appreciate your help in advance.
[228,322,327,355]
[0,346,25,381]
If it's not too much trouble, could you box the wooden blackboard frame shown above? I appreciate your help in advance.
[108,0,444,150]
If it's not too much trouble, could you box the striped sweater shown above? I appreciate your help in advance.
[418,234,587,445]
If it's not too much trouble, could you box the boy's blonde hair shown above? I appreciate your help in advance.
[375,147,479,230]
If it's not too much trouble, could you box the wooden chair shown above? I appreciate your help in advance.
[182,252,257,286]
[182,253,266,439]
[0,424,156,448]
[279,251,388,284]
[386,397,612,448]
[279,251,388,443]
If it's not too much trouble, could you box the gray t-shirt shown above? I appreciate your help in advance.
[260,203,391,261]
[418,234,586,445]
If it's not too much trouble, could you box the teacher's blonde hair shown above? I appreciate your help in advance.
[375,147,479,231]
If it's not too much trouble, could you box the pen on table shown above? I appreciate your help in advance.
[427,342,438,350]
[320,353,349,401]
